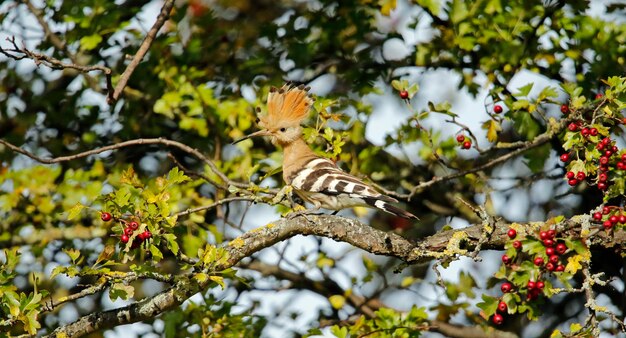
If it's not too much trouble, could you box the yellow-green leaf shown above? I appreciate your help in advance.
[67,203,85,220]
[329,295,345,309]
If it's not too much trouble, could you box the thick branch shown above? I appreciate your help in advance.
[46,213,625,337]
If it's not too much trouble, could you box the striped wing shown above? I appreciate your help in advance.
[289,158,397,203]
[288,157,417,219]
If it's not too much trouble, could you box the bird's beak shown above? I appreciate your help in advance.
[232,129,271,144]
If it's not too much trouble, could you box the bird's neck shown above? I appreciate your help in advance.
[282,137,317,184]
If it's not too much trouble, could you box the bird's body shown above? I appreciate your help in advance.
[236,84,417,220]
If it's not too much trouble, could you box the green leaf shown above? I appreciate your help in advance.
[149,244,163,262]
[167,167,190,185]
[66,203,85,220]
[516,83,534,97]
[476,294,498,316]
[330,325,348,338]
[109,283,134,301]
[63,248,81,264]
[524,143,550,173]
[209,275,226,289]
[163,233,179,255]
[79,34,102,51]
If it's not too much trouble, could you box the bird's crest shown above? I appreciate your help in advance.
[259,84,313,129]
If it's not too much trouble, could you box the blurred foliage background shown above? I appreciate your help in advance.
[1,0,626,337]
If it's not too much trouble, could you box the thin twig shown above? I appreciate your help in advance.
[0,137,247,189]
[108,0,175,104]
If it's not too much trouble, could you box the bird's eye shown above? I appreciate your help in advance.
[280,128,286,132]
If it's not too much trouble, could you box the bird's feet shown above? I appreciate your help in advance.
[286,205,322,221]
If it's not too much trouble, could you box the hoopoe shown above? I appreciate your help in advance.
[235,84,418,220]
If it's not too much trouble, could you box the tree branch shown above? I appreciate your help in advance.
[107,0,175,104]
[45,213,625,337]
[0,137,246,190]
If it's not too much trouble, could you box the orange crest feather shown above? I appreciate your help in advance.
[261,84,313,128]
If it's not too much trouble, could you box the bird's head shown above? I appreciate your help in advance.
[234,84,313,146]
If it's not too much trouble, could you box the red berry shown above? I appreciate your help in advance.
[101,212,112,222]
[492,313,504,325]
[556,264,565,272]
[556,243,567,255]
[539,231,548,240]
[576,172,586,181]
[462,141,471,149]
[549,254,559,264]
[536,281,545,289]
[546,262,555,271]
[568,123,578,132]
[623,117,626,124]
[566,171,575,179]
[399,90,409,99]
[597,143,605,150]
[527,288,540,301]
[547,229,556,239]
[602,138,611,145]
[120,234,129,243]
[598,173,608,182]
[595,93,603,99]
[568,179,579,186]
[494,105,503,114]
[600,156,609,165]
[546,247,555,256]
[456,134,465,143]
[580,128,590,137]
[129,221,139,230]
[512,240,522,250]
[619,215,626,224]
[142,230,152,239]
[502,254,511,264]
[590,128,598,136]
[598,182,607,190]
[603,206,611,214]
[497,301,507,313]
[612,145,618,153]
[527,281,536,289]
[622,154,626,162]
[593,212,602,221]
[130,238,141,249]
[605,150,613,157]
[560,154,570,162]
[534,257,545,266]
[603,220,613,229]
[609,215,618,224]
[507,229,517,239]
[501,282,513,293]
[560,104,569,114]
[124,227,134,236]
[618,162,626,170]
[543,239,554,247]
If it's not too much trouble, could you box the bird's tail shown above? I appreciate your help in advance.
[363,197,419,220]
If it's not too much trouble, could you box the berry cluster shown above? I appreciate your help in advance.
[561,133,625,190]
[100,212,152,248]
[491,227,569,325]
[592,206,626,230]
[456,134,471,149]
[559,94,626,193]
